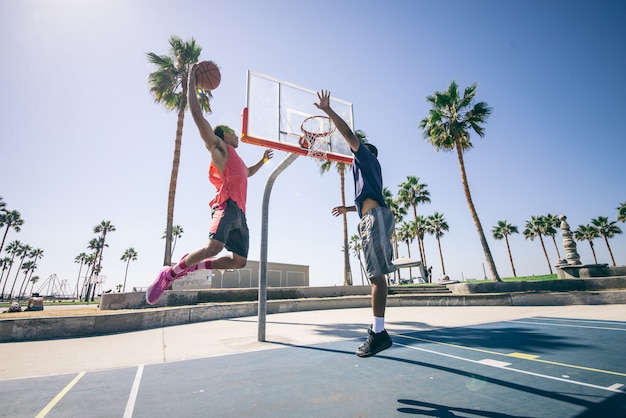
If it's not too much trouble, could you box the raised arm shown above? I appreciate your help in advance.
[188,64,228,168]
[247,149,274,177]
[314,90,360,152]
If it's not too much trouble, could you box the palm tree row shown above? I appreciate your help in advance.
[0,197,44,300]
[389,178,449,283]
[76,220,116,301]
[492,207,624,277]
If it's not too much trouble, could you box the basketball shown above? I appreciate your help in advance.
[195,61,221,90]
[299,135,312,149]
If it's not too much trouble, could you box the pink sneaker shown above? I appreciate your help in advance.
[146,267,174,305]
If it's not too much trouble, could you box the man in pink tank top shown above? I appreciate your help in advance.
[146,63,273,305]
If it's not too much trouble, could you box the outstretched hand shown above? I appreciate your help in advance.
[314,90,331,111]
[331,206,346,217]
[263,149,274,162]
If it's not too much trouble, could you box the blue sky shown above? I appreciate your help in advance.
[1,0,624,293]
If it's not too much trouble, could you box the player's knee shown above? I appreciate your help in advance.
[233,257,247,269]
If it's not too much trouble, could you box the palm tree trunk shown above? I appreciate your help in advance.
[1,263,14,298]
[437,237,445,274]
[412,206,423,262]
[589,242,598,264]
[551,236,561,259]
[505,235,516,277]
[339,167,352,286]
[538,235,553,274]
[123,260,130,292]
[75,262,83,300]
[455,143,500,281]
[604,237,616,266]
[392,231,400,283]
[18,271,30,300]
[8,260,24,299]
[163,89,188,268]
[417,235,431,283]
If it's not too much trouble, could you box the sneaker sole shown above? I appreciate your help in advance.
[356,339,393,358]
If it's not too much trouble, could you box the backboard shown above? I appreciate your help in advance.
[242,70,354,164]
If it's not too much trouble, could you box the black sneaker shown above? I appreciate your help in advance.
[356,327,392,357]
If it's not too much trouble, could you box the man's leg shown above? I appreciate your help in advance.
[370,275,387,331]
[356,274,392,357]
[146,239,227,306]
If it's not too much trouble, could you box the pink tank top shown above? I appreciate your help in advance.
[208,144,248,213]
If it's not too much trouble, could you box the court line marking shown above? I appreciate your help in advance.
[533,317,626,326]
[394,342,625,394]
[35,371,86,418]
[509,320,626,332]
[124,365,144,418]
[397,334,626,377]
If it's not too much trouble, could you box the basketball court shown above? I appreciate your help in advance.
[4,75,622,417]
[1,305,624,417]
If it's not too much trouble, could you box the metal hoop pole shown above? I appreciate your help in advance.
[258,152,300,342]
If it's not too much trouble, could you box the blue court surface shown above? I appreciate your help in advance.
[2,316,625,417]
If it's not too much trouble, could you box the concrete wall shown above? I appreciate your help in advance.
[101,285,372,310]
[4,290,626,342]
[448,276,626,295]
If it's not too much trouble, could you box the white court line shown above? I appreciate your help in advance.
[394,342,625,394]
[124,365,144,418]
[508,320,626,332]
[533,317,626,326]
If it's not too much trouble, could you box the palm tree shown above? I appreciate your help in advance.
[18,248,43,298]
[29,275,39,296]
[544,213,562,260]
[574,224,599,264]
[591,216,622,266]
[85,236,106,302]
[492,220,519,277]
[162,225,184,259]
[120,247,138,292]
[89,221,116,301]
[74,252,88,299]
[349,234,366,285]
[0,196,6,213]
[419,80,500,281]
[427,212,449,276]
[396,221,416,279]
[1,240,21,299]
[524,216,553,274]
[81,253,96,299]
[8,243,30,299]
[0,256,11,295]
[147,35,210,268]
[617,201,626,223]
[414,214,430,277]
[397,176,431,267]
[0,210,24,255]
[383,187,406,283]
[17,260,35,299]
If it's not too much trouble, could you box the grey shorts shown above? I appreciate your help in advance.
[358,206,397,280]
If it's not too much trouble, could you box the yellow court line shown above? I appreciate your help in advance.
[36,371,86,418]
[399,334,626,378]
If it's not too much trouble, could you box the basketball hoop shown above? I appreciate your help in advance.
[299,115,335,161]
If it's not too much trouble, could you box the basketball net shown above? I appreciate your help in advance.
[300,116,335,161]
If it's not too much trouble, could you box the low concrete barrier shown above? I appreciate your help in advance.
[448,276,626,295]
[2,290,626,343]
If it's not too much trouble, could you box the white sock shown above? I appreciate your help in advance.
[372,317,385,333]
